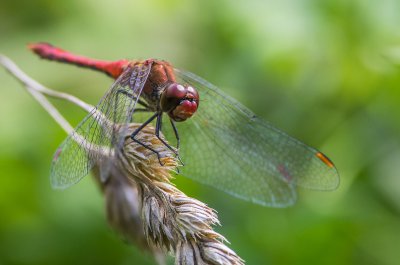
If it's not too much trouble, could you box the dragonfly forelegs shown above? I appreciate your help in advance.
[126,102,182,166]
[155,113,183,166]
[129,112,165,165]
[169,119,180,150]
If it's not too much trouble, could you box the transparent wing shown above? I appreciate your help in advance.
[173,69,339,207]
[50,62,152,189]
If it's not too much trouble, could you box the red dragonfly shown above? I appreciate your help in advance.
[29,43,339,207]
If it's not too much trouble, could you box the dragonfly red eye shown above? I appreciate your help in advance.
[161,83,199,122]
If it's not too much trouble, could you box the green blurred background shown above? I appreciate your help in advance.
[1,0,400,264]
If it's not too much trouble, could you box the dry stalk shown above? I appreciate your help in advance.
[1,54,245,265]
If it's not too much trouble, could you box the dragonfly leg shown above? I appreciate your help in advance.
[169,119,180,150]
[116,89,149,108]
[132,108,151,112]
[129,112,165,165]
[114,87,151,128]
[155,114,184,166]
[168,119,184,166]
[115,89,150,124]
[131,138,164,165]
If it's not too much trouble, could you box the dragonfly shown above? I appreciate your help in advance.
[29,42,339,207]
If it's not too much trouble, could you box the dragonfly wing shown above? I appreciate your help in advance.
[50,62,152,189]
[173,69,339,207]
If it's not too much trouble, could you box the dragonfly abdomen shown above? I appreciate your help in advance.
[28,42,130,78]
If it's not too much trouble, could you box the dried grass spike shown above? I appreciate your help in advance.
[116,124,244,264]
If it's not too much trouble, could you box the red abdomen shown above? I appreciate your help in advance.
[28,42,130,78]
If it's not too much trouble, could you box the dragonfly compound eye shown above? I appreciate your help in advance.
[161,83,199,122]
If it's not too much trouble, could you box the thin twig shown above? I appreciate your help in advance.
[0,54,113,157]
[0,55,94,113]
[0,54,113,133]
[1,54,76,133]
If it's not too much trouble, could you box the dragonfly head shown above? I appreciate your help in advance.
[160,83,199,122]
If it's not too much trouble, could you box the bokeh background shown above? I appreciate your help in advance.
[1,0,400,264]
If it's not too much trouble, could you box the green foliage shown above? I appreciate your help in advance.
[1,0,400,264]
